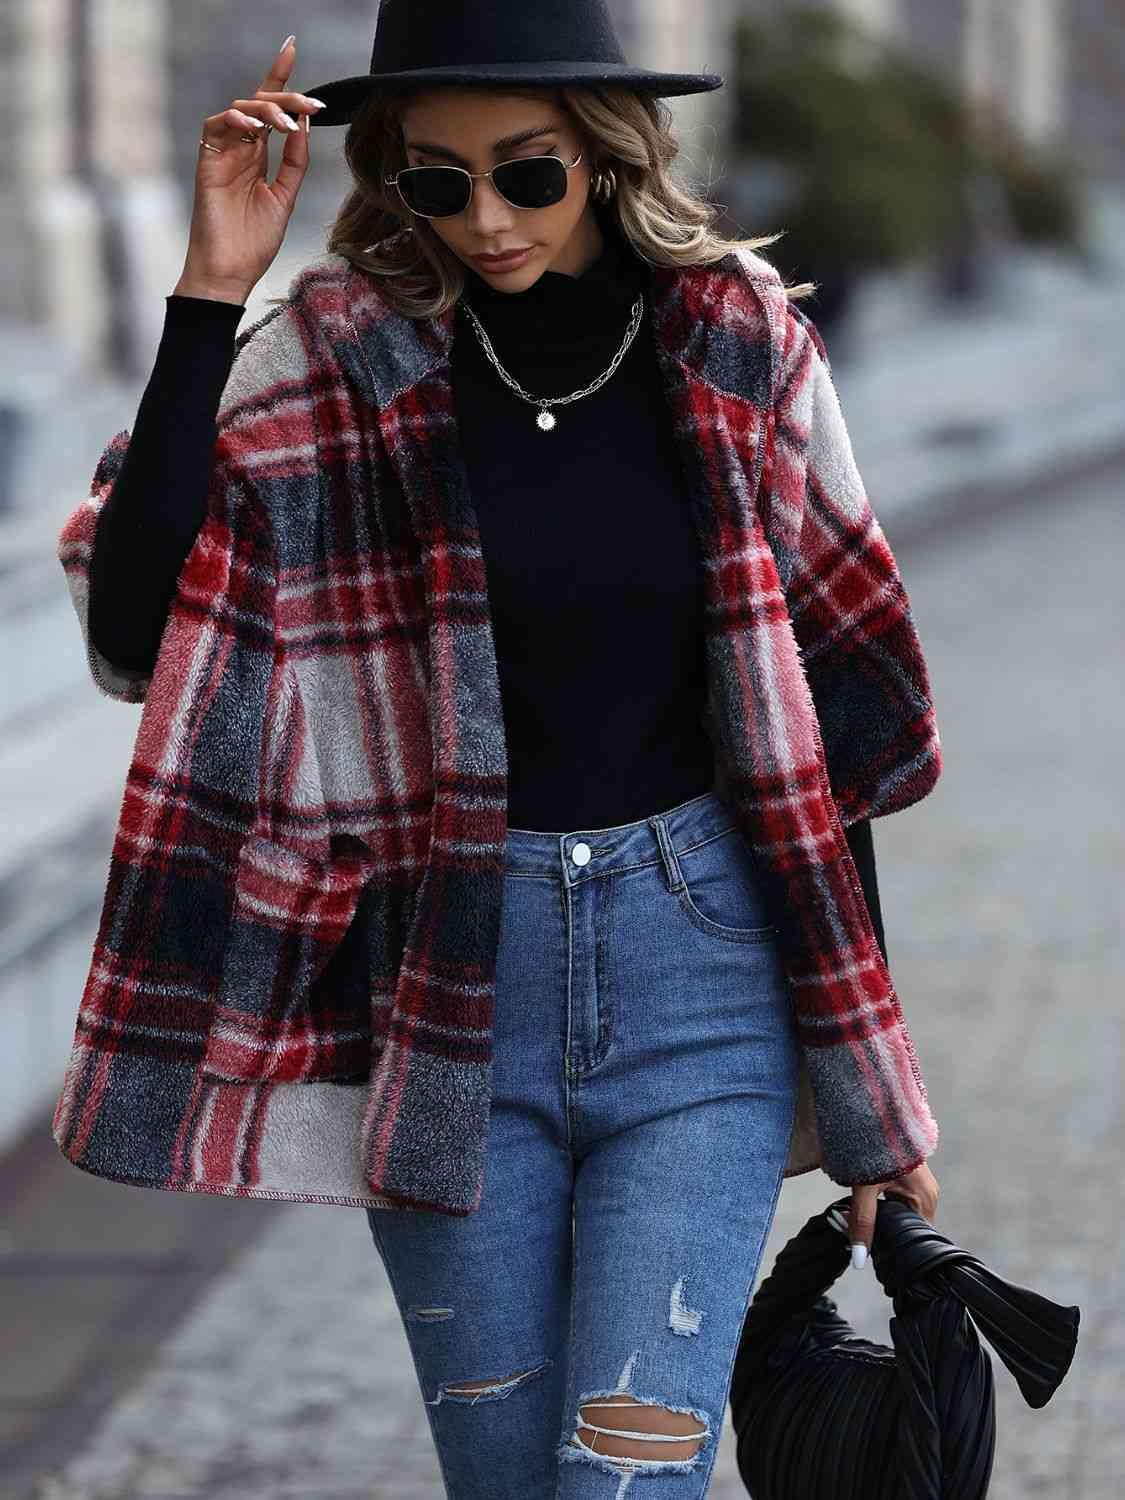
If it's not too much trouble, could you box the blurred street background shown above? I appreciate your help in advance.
[2,1,1123,1496]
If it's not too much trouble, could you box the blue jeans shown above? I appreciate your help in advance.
[365,789,800,1497]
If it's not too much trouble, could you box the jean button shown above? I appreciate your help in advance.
[571,841,592,866]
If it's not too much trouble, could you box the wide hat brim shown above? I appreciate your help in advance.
[304,62,724,128]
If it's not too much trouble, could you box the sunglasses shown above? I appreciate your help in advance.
[385,148,584,219]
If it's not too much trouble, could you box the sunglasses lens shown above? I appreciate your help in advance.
[493,156,568,209]
[396,167,470,218]
[396,157,569,218]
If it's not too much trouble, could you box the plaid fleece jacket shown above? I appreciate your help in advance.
[53,246,943,1215]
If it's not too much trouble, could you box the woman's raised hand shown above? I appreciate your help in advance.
[174,36,326,305]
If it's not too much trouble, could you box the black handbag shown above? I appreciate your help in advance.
[730,1193,1080,1499]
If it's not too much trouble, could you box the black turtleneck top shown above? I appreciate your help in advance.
[87,208,887,960]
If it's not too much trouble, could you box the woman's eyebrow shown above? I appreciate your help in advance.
[403,124,558,166]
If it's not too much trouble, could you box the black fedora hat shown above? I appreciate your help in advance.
[304,0,724,128]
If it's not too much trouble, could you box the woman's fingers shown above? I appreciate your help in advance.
[201,93,324,155]
[254,90,328,115]
[215,108,271,140]
[267,97,312,210]
[200,101,279,143]
[847,1164,941,1270]
[847,1183,880,1267]
[230,97,305,133]
[257,34,298,100]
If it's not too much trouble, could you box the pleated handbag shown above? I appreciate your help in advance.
[730,1193,1080,1499]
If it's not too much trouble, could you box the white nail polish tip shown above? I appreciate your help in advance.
[851,1242,868,1269]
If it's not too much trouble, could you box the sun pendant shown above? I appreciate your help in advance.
[537,409,557,432]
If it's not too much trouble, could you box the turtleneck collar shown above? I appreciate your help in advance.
[459,203,648,321]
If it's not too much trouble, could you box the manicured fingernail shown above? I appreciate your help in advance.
[850,1242,868,1269]
[281,35,296,52]
[306,98,328,109]
[280,112,299,131]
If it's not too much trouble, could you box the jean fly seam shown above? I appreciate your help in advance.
[590,868,615,1070]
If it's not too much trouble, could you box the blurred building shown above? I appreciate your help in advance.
[1067,0,1125,178]
[960,0,1066,147]
[2,0,181,368]
[607,0,741,157]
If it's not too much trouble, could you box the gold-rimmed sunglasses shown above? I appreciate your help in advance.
[385,148,584,219]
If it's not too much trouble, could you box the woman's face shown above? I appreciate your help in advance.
[396,88,604,288]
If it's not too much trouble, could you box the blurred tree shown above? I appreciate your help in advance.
[728,5,1084,329]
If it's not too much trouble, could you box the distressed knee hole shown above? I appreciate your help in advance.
[576,1393,708,1462]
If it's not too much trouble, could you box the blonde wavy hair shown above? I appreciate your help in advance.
[307,83,816,318]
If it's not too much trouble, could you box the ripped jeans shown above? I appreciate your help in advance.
[365,788,801,1498]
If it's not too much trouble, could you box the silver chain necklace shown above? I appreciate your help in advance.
[458,292,645,432]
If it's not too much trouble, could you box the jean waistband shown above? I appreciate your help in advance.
[504,789,739,884]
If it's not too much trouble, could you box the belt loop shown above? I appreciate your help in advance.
[648,814,685,893]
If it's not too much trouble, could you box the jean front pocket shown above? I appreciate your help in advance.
[674,825,778,944]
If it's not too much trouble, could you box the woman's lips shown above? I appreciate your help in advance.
[474,247,534,271]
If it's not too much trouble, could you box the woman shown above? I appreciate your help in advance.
[56,4,941,1494]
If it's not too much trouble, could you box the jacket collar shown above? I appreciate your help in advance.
[350,241,779,423]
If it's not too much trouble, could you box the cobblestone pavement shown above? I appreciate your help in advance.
[21,461,1123,1496]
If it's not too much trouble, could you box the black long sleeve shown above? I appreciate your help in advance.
[87,293,245,674]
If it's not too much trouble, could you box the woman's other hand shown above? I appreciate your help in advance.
[847,1160,940,1268]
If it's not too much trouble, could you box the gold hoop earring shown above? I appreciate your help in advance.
[591,165,617,204]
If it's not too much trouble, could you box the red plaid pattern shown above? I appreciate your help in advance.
[52,246,942,1214]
